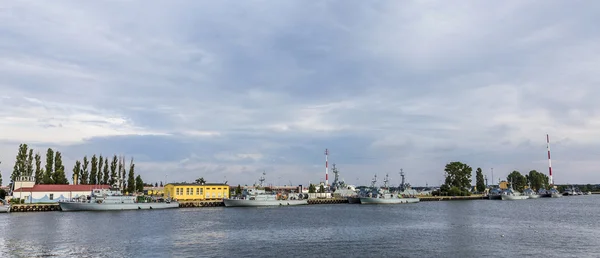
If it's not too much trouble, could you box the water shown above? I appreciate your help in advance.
[1,196,599,257]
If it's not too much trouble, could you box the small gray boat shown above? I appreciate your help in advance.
[359,172,419,205]
[223,174,308,207]
[0,199,10,213]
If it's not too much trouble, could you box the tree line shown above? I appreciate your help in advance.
[440,161,550,196]
[8,143,145,193]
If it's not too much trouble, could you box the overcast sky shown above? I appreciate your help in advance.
[1,1,599,187]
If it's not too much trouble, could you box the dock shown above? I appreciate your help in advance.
[178,200,224,208]
[10,203,62,212]
[307,198,348,204]
[418,195,487,201]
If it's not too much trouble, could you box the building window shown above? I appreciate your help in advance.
[49,194,54,200]
[196,188,199,195]
[199,188,204,195]
[218,193,222,198]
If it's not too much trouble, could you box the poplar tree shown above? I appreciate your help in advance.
[135,175,144,193]
[102,159,109,185]
[42,148,54,184]
[72,160,81,184]
[118,157,124,190]
[0,161,3,186]
[90,155,98,185]
[26,149,34,176]
[53,151,68,184]
[127,158,135,193]
[97,155,104,185]
[34,152,43,184]
[80,156,89,184]
[109,155,118,186]
[12,144,28,182]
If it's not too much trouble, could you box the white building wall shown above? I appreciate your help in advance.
[12,191,93,203]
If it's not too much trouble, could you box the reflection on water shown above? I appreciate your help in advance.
[1,196,600,257]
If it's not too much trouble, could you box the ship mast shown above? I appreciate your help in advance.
[399,169,405,192]
[258,172,266,187]
[383,173,389,189]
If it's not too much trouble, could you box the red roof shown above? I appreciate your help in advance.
[13,184,111,192]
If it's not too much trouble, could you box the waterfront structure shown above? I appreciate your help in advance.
[59,180,178,211]
[164,183,230,201]
[11,176,110,203]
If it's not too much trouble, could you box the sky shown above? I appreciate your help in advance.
[0,0,599,187]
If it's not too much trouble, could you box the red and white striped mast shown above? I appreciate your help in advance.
[325,149,329,187]
[547,134,553,185]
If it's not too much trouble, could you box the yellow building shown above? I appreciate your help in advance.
[499,181,508,190]
[164,183,230,201]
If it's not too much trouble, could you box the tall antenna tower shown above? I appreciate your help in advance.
[259,172,266,187]
[325,149,329,186]
[547,134,553,185]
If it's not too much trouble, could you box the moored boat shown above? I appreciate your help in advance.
[0,199,10,213]
[523,188,540,199]
[223,173,308,207]
[59,180,178,211]
[500,188,528,200]
[359,172,419,204]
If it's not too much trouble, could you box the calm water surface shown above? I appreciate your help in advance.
[1,196,599,257]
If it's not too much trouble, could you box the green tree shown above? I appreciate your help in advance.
[526,170,549,191]
[72,160,81,183]
[507,170,527,191]
[135,175,144,193]
[102,159,109,184]
[444,161,473,193]
[53,151,68,184]
[195,177,206,184]
[235,184,242,195]
[11,144,29,183]
[319,185,325,193]
[80,156,89,184]
[26,149,34,176]
[308,184,316,193]
[127,159,135,193]
[109,155,118,186]
[90,154,98,185]
[475,167,485,193]
[0,161,3,186]
[34,152,42,184]
[118,158,124,190]
[42,148,54,184]
[97,155,104,185]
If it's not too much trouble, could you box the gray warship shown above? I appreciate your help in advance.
[360,171,419,204]
[59,179,178,211]
[223,173,308,207]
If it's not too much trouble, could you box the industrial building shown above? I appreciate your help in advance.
[164,183,230,201]
[11,176,110,203]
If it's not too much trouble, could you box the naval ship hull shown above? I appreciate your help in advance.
[223,199,308,207]
[500,195,528,200]
[59,202,180,211]
[359,197,419,204]
[347,197,361,204]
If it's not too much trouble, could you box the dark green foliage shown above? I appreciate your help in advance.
[160,181,163,187]
[526,170,549,191]
[72,160,81,184]
[135,175,144,193]
[235,184,242,195]
[127,160,135,193]
[12,144,29,182]
[26,149,34,177]
[507,171,527,191]
[0,161,2,186]
[109,155,118,186]
[43,148,54,184]
[444,161,473,190]
[319,185,325,193]
[117,158,123,189]
[97,155,104,185]
[90,155,98,185]
[102,159,109,185]
[80,156,89,184]
[195,177,206,184]
[0,188,5,199]
[53,151,68,184]
[34,153,42,184]
[308,184,316,193]
[475,167,485,193]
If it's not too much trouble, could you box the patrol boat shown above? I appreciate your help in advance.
[59,180,179,211]
[223,173,308,207]
[360,172,420,204]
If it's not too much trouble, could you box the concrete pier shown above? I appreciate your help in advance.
[178,200,224,208]
[10,204,62,212]
[418,195,487,201]
[307,198,348,204]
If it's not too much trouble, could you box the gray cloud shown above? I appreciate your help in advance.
[1,0,599,186]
